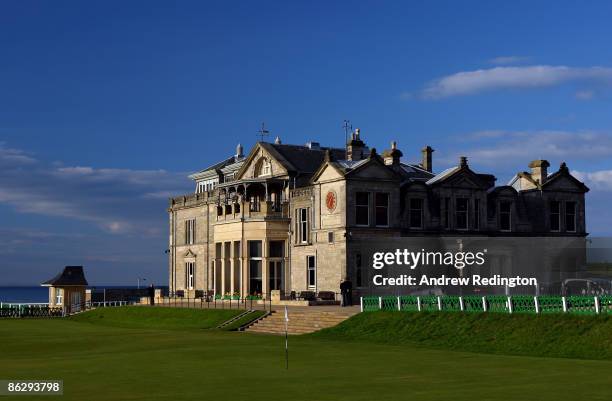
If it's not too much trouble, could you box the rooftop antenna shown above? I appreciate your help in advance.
[342,119,352,157]
[257,122,270,142]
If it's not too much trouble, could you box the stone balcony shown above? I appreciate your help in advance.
[215,200,290,222]
[168,192,214,209]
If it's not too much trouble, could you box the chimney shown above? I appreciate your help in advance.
[306,141,320,150]
[421,146,434,172]
[528,160,550,184]
[347,128,366,161]
[383,141,403,166]
[459,156,468,168]
[236,143,244,159]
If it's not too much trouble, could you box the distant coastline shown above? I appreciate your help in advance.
[0,286,169,304]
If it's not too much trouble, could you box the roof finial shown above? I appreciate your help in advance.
[236,143,243,158]
[256,122,270,142]
[274,136,282,145]
[460,156,468,167]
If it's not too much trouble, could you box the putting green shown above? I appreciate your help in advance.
[0,308,610,401]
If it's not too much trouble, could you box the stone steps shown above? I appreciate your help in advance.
[244,308,358,335]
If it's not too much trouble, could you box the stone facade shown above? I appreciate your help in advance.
[167,132,589,298]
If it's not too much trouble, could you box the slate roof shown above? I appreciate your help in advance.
[426,166,460,185]
[189,155,244,180]
[260,143,346,173]
[41,266,88,287]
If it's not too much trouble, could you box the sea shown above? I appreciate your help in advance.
[0,286,166,304]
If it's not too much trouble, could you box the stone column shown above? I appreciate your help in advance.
[230,242,235,295]
[242,241,248,297]
[262,239,269,299]
[220,243,226,297]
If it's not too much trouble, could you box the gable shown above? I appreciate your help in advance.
[544,175,588,192]
[313,163,344,183]
[347,160,398,181]
[235,144,289,180]
[438,169,488,189]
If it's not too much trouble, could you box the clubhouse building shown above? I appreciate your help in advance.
[167,130,589,299]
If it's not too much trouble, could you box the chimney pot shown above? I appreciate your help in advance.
[528,159,550,184]
[421,146,434,172]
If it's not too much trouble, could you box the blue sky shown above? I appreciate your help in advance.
[2,1,612,285]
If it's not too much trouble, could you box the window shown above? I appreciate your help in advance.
[296,208,309,244]
[249,240,262,258]
[456,198,469,230]
[307,256,316,289]
[565,201,576,232]
[250,196,260,212]
[474,199,480,230]
[328,232,334,243]
[355,192,370,226]
[269,241,284,257]
[186,262,195,290]
[375,193,389,226]
[409,198,423,229]
[550,201,560,231]
[185,219,196,244]
[248,241,262,295]
[444,198,450,229]
[55,288,63,305]
[499,201,512,231]
[355,253,363,287]
[255,158,271,177]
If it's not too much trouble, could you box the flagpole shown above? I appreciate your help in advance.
[284,305,289,370]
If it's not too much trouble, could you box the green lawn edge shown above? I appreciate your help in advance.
[311,311,612,360]
[69,306,243,330]
[218,310,267,331]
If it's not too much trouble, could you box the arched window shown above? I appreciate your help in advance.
[254,157,271,177]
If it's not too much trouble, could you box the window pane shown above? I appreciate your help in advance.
[375,193,389,226]
[500,201,511,231]
[269,241,284,257]
[550,201,560,231]
[456,198,468,230]
[356,192,369,206]
[566,201,576,232]
[356,192,370,225]
[248,241,262,258]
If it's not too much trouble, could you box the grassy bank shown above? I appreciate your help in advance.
[219,310,267,331]
[1,316,611,401]
[313,311,612,360]
[69,306,243,330]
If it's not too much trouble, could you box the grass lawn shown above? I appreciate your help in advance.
[0,308,610,401]
[68,306,243,330]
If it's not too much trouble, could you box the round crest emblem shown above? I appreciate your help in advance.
[325,191,337,212]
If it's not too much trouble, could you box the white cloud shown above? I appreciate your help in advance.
[489,56,529,65]
[575,90,595,100]
[0,142,191,235]
[436,130,612,170]
[572,170,612,191]
[418,65,612,99]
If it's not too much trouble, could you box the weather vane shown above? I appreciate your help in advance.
[342,119,352,143]
[257,122,270,142]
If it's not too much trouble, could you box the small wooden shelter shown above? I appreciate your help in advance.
[41,266,88,314]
